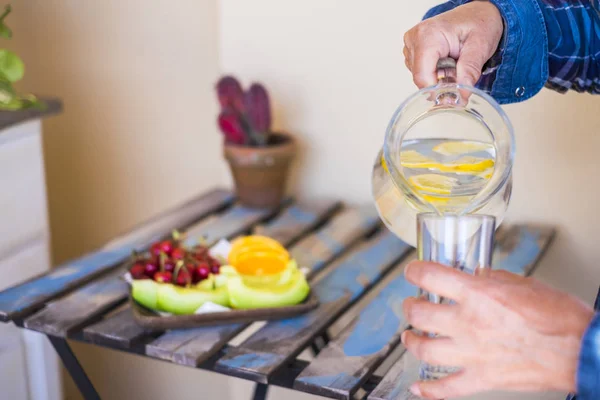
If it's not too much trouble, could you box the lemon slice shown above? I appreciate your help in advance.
[400,150,438,168]
[478,168,494,180]
[433,141,494,156]
[409,174,457,195]
[381,153,389,173]
[441,156,495,173]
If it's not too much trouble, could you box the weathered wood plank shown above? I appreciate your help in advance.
[213,229,413,384]
[294,269,417,399]
[366,224,556,400]
[83,307,157,349]
[183,200,292,247]
[0,188,233,322]
[23,269,128,337]
[253,199,341,246]
[146,324,245,365]
[492,224,556,276]
[140,206,381,367]
[291,206,381,277]
[83,199,341,350]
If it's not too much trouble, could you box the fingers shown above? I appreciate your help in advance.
[410,45,442,88]
[403,46,411,70]
[401,330,461,367]
[410,369,484,399]
[403,24,450,88]
[404,261,473,302]
[490,269,524,283]
[456,37,489,86]
[403,297,459,336]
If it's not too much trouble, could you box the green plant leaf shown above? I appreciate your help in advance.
[0,76,16,96]
[0,5,12,39]
[0,49,24,82]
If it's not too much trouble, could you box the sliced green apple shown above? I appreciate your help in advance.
[132,279,229,315]
[156,284,229,315]
[227,267,310,309]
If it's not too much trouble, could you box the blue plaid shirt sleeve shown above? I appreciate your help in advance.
[424,0,600,104]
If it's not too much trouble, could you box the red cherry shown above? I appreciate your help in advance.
[129,263,147,279]
[163,259,176,273]
[191,246,208,260]
[210,265,220,274]
[151,240,175,257]
[154,271,173,283]
[171,247,186,261]
[196,266,210,281]
[175,269,192,287]
[143,259,159,277]
[185,262,199,283]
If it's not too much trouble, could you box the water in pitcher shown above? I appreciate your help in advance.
[372,134,505,246]
[395,138,495,213]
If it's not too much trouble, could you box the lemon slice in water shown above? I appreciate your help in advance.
[442,156,495,173]
[381,153,389,173]
[409,174,457,195]
[400,150,438,168]
[433,141,494,156]
[478,168,494,179]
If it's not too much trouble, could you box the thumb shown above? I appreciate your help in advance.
[456,38,489,87]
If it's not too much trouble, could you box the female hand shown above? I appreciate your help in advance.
[403,1,504,88]
[402,261,594,399]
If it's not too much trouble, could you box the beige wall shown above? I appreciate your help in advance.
[10,0,228,265]
[9,1,229,399]
[8,0,600,399]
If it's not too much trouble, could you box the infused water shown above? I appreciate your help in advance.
[385,138,495,214]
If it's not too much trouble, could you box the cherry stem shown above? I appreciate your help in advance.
[159,252,168,272]
[173,260,191,286]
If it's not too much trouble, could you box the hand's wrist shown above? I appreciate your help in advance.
[551,310,594,393]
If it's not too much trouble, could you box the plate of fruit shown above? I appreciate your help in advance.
[126,233,318,329]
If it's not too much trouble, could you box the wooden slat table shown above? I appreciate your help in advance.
[0,188,556,400]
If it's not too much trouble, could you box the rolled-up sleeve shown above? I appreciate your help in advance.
[577,314,600,398]
[424,0,549,104]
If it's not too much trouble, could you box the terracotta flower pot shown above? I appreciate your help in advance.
[223,133,295,209]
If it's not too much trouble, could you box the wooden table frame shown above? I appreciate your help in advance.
[0,188,556,400]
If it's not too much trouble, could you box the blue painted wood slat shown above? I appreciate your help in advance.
[294,270,417,400]
[0,188,234,322]
[366,225,555,400]
[213,229,413,384]
[253,199,341,246]
[23,268,129,337]
[183,200,293,247]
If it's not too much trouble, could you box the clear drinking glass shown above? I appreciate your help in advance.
[416,213,495,380]
[372,58,514,247]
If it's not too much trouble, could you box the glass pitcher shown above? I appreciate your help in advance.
[371,58,515,247]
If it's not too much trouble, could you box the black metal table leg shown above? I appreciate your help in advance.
[48,336,101,400]
[250,332,331,400]
[309,331,330,355]
[252,383,269,400]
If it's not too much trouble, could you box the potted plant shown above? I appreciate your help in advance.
[0,5,44,110]
[216,76,295,209]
